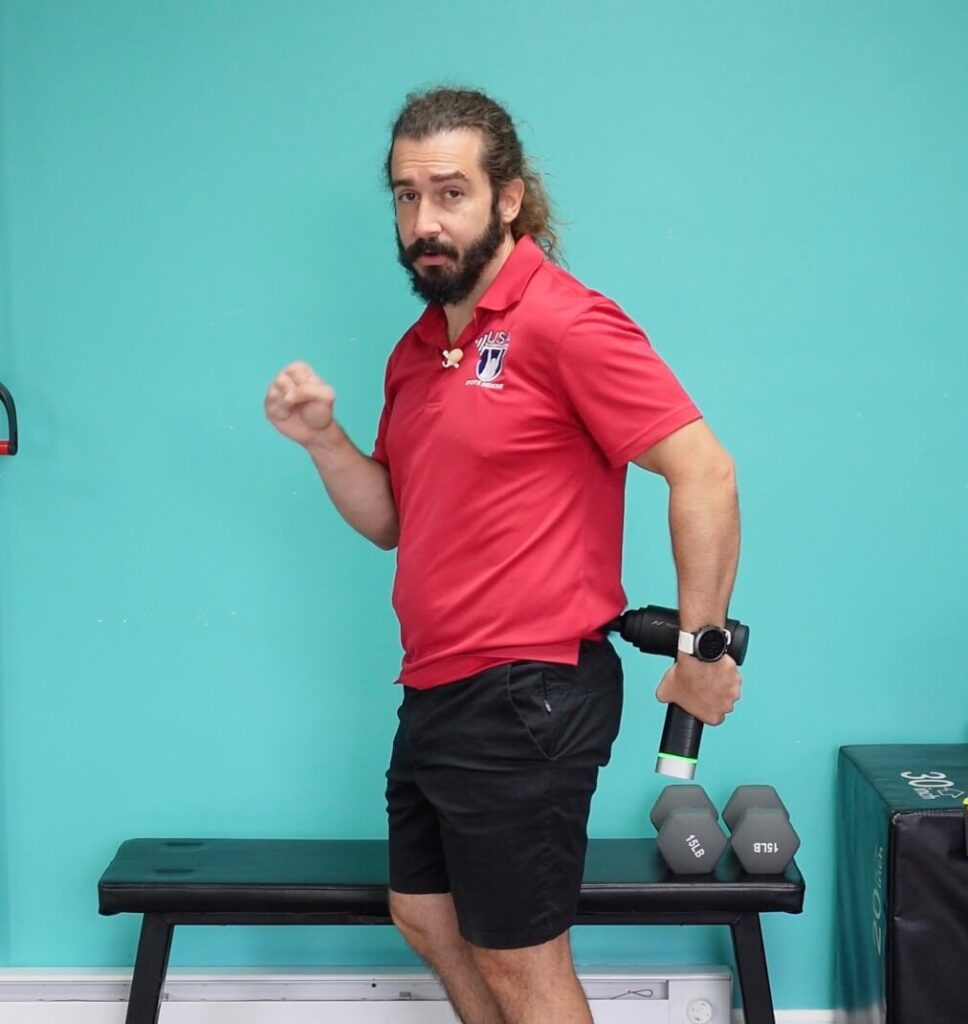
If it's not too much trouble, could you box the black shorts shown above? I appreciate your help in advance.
[385,638,623,950]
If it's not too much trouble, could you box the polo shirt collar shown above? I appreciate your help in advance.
[477,234,545,311]
[412,235,546,344]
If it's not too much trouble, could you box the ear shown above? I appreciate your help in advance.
[498,178,525,225]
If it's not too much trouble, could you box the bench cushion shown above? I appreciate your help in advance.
[98,838,804,918]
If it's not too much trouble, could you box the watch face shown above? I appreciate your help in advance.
[696,627,727,661]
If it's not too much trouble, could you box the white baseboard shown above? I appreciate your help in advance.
[0,968,834,1023]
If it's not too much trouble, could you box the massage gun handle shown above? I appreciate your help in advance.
[656,703,705,779]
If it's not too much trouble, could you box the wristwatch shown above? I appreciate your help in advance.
[677,624,732,662]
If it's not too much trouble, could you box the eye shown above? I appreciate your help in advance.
[444,189,463,200]
[396,191,416,204]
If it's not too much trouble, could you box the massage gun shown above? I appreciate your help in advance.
[603,606,749,779]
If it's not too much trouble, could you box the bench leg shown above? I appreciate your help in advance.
[730,913,776,1024]
[125,914,173,1024]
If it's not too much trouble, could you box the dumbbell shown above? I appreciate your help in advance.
[650,785,728,874]
[722,785,801,874]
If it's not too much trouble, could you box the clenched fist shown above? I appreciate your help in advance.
[655,654,742,726]
[264,361,337,448]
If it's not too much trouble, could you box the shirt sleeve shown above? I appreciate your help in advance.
[555,299,702,469]
[371,401,391,468]
[370,347,399,469]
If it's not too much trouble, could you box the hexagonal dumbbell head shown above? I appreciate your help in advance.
[722,785,789,831]
[650,785,727,875]
[723,786,801,874]
[656,808,728,874]
[650,785,718,830]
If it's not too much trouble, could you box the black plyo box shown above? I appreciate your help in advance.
[834,744,968,1024]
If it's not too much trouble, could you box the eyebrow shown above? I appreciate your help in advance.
[391,171,472,189]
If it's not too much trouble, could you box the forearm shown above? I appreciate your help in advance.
[667,457,740,631]
[305,423,399,550]
[640,426,742,725]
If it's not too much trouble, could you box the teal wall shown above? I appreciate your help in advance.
[1,0,966,1010]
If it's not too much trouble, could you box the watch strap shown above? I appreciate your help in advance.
[677,630,697,656]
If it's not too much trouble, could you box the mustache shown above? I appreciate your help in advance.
[405,238,460,262]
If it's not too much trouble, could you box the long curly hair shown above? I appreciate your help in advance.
[385,86,562,264]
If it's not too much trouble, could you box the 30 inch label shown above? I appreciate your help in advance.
[900,771,966,801]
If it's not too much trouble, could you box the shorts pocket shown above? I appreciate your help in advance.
[505,661,583,761]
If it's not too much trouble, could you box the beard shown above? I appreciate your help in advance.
[396,200,507,306]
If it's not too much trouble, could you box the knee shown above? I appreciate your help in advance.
[388,892,425,948]
[470,931,573,992]
[468,947,514,992]
[388,890,457,960]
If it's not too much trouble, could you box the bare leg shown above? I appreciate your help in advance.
[389,890,506,1024]
[470,929,592,1024]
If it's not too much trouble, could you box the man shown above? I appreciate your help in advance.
[265,87,740,1024]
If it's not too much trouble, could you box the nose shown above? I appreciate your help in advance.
[413,197,442,239]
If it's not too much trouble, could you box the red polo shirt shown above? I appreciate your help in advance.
[372,235,701,689]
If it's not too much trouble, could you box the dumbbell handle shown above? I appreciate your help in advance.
[604,605,749,779]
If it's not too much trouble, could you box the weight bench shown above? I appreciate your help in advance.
[98,837,805,1024]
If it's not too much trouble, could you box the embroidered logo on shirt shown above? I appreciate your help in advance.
[465,330,510,390]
